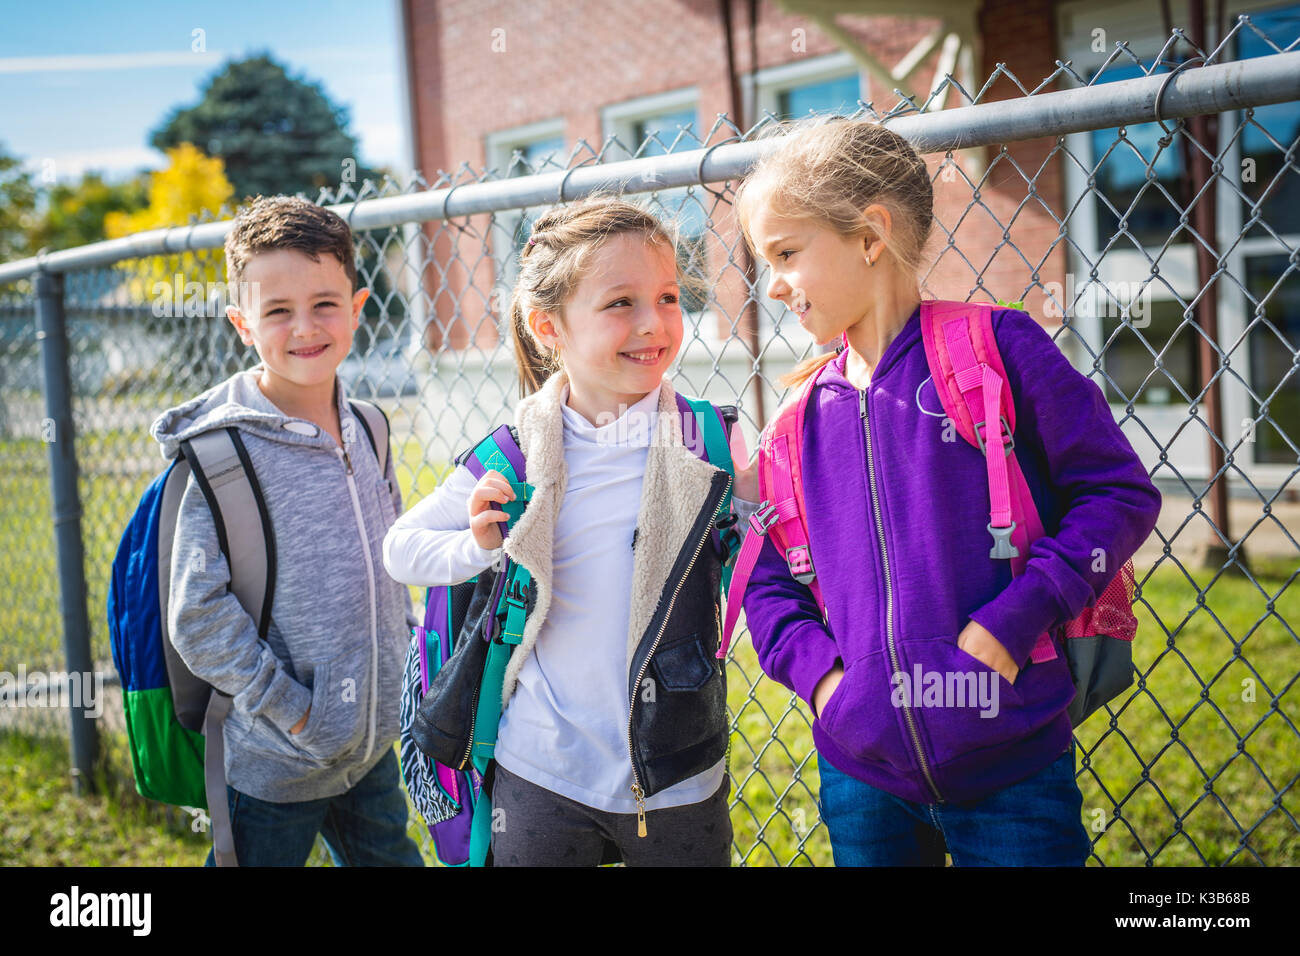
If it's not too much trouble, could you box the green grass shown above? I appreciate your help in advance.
[3,429,1297,865]
[0,728,208,866]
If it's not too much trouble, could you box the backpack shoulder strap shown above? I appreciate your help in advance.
[174,426,276,870]
[677,395,741,591]
[919,299,1015,446]
[457,424,530,528]
[720,364,829,657]
[178,427,275,640]
[456,424,533,651]
[677,394,734,471]
[919,300,1056,664]
[348,399,391,477]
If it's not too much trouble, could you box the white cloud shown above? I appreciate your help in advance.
[0,51,224,74]
[30,146,164,182]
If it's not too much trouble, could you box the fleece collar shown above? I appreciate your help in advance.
[499,371,723,707]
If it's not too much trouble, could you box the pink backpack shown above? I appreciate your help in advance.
[722,299,1139,727]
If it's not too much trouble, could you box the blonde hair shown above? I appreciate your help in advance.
[734,116,934,388]
[507,193,703,396]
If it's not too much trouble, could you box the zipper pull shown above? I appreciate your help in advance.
[859,388,868,419]
[343,448,353,475]
[631,784,648,837]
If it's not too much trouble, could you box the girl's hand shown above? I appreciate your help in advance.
[468,469,515,551]
[957,620,1018,683]
[812,664,845,719]
[729,425,759,503]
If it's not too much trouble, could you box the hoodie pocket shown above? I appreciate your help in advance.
[903,635,1028,770]
[292,644,370,764]
[816,649,910,772]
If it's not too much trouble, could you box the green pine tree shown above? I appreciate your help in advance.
[150,54,371,200]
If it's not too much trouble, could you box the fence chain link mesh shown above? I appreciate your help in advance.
[1,18,1297,865]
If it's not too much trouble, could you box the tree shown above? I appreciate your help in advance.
[150,54,370,200]
[106,142,235,295]
[0,144,37,263]
[30,173,148,253]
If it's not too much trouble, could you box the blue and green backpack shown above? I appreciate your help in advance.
[107,401,390,866]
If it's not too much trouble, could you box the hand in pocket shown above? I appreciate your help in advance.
[957,620,1018,683]
[813,664,845,719]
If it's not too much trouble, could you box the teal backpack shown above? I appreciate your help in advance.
[399,395,739,866]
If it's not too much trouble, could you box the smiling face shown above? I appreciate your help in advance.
[226,247,368,409]
[745,199,877,348]
[528,231,683,423]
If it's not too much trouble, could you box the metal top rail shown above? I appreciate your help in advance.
[1,49,1297,286]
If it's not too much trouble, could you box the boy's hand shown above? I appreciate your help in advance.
[290,705,310,735]
[812,664,845,719]
[468,469,514,551]
[957,620,1019,683]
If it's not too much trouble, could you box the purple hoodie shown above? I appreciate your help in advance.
[742,304,1162,805]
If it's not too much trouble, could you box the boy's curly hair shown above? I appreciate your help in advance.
[224,196,357,302]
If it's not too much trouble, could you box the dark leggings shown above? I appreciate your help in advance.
[489,764,732,867]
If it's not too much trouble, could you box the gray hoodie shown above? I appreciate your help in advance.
[151,366,416,803]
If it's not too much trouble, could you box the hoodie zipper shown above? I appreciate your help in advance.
[859,388,943,803]
[626,473,732,836]
[337,445,380,765]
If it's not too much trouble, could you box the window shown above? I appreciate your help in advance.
[776,73,862,119]
[498,132,566,258]
[752,52,863,124]
[1059,0,1300,482]
[1087,63,1187,249]
[1236,5,1300,239]
[1100,299,1200,406]
[486,122,567,317]
[630,107,701,156]
[604,93,709,314]
[1244,254,1300,464]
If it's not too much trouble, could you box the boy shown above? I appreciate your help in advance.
[151,196,424,866]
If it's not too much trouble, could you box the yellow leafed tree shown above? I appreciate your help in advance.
[106,142,235,310]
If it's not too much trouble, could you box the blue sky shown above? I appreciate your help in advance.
[0,0,408,183]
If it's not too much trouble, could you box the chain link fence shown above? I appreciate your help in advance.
[1,19,1297,865]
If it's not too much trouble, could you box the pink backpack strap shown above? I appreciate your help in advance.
[920,300,1057,664]
[720,362,829,658]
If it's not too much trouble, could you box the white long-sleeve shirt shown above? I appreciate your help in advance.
[383,385,725,813]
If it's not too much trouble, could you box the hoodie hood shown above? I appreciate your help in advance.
[151,365,352,460]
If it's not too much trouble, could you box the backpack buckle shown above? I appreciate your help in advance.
[505,577,529,610]
[988,522,1020,559]
[785,545,816,585]
[749,501,778,536]
[975,415,1014,457]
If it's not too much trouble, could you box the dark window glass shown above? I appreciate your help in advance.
[776,74,860,119]
[1101,298,1200,405]
[1245,254,1300,464]
[1088,63,1187,248]
[1236,5,1300,239]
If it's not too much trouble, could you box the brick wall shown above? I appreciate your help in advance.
[404,0,1070,350]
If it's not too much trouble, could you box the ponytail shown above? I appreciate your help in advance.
[508,295,558,398]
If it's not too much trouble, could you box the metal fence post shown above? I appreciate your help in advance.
[34,269,98,794]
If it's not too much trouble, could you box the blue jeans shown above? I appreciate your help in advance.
[203,748,425,867]
[816,742,1090,866]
